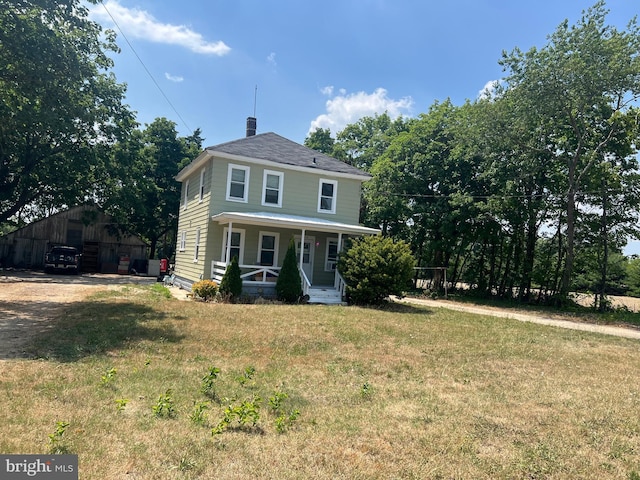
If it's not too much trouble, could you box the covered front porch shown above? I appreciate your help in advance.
[209,212,379,303]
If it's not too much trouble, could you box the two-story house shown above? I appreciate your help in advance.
[173,118,379,303]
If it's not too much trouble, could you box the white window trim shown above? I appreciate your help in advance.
[257,231,280,266]
[183,179,190,210]
[221,227,246,264]
[179,230,187,252]
[193,227,201,262]
[226,164,250,203]
[261,170,284,208]
[325,237,340,271]
[199,168,206,202]
[317,178,338,214]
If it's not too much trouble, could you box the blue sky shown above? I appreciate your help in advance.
[89,0,639,146]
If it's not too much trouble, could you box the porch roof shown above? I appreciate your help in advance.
[211,212,380,236]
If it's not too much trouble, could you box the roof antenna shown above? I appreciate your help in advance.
[253,85,257,118]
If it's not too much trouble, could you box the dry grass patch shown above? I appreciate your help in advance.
[1,285,639,479]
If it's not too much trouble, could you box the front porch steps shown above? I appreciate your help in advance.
[306,286,345,305]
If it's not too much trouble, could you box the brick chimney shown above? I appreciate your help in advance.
[246,116,257,137]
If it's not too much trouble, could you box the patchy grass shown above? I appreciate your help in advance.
[1,285,640,479]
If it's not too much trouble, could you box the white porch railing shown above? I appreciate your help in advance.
[334,271,347,300]
[211,260,281,284]
[299,269,311,298]
[212,260,347,302]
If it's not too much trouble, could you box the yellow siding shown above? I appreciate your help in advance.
[208,157,364,224]
[174,161,212,283]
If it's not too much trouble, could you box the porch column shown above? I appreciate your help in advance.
[299,228,306,272]
[338,233,343,253]
[225,222,233,265]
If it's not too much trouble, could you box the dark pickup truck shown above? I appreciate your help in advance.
[44,246,81,274]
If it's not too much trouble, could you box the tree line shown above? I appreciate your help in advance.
[306,2,640,308]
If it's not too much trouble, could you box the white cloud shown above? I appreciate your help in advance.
[90,0,231,55]
[320,85,334,96]
[165,72,184,82]
[309,87,413,135]
[267,52,277,67]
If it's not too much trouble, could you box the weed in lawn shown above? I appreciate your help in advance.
[200,366,221,400]
[190,401,210,426]
[268,390,288,411]
[360,382,373,399]
[212,395,262,435]
[99,367,117,387]
[237,365,256,386]
[274,409,300,434]
[47,421,70,454]
[152,389,176,418]
[176,456,197,472]
[114,398,128,412]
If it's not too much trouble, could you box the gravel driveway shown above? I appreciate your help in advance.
[0,271,156,359]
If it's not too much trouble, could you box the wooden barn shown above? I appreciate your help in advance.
[0,205,148,273]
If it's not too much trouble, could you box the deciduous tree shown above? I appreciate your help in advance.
[0,0,133,224]
[500,1,640,297]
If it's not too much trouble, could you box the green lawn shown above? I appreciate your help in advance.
[1,284,639,479]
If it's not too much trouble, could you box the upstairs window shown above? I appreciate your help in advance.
[199,168,206,202]
[226,164,250,202]
[262,170,283,207]
[318,179,337,214]
[183,179,190,209]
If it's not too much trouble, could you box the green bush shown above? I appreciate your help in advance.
[337,235,415,305]
[191,279,218,301]
[276,238,302,303]
[219,256,243,301]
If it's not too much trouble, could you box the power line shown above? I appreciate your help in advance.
[378,189,634,200]
[98,1,193,134]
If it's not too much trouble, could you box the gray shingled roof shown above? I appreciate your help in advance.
[205,132,370,178]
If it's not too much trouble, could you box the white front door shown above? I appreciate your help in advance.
[295,235,315,283]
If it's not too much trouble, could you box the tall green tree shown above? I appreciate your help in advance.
[0,0,133,224]
[334,112,411,171]
[500,1,640,297]
[304,128,335,155]
[104,118,203,259]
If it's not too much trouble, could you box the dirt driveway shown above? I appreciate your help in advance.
[0,271,156,359]
[394,296,640,340]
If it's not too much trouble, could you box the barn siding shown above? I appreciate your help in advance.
[0,205,148,271]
